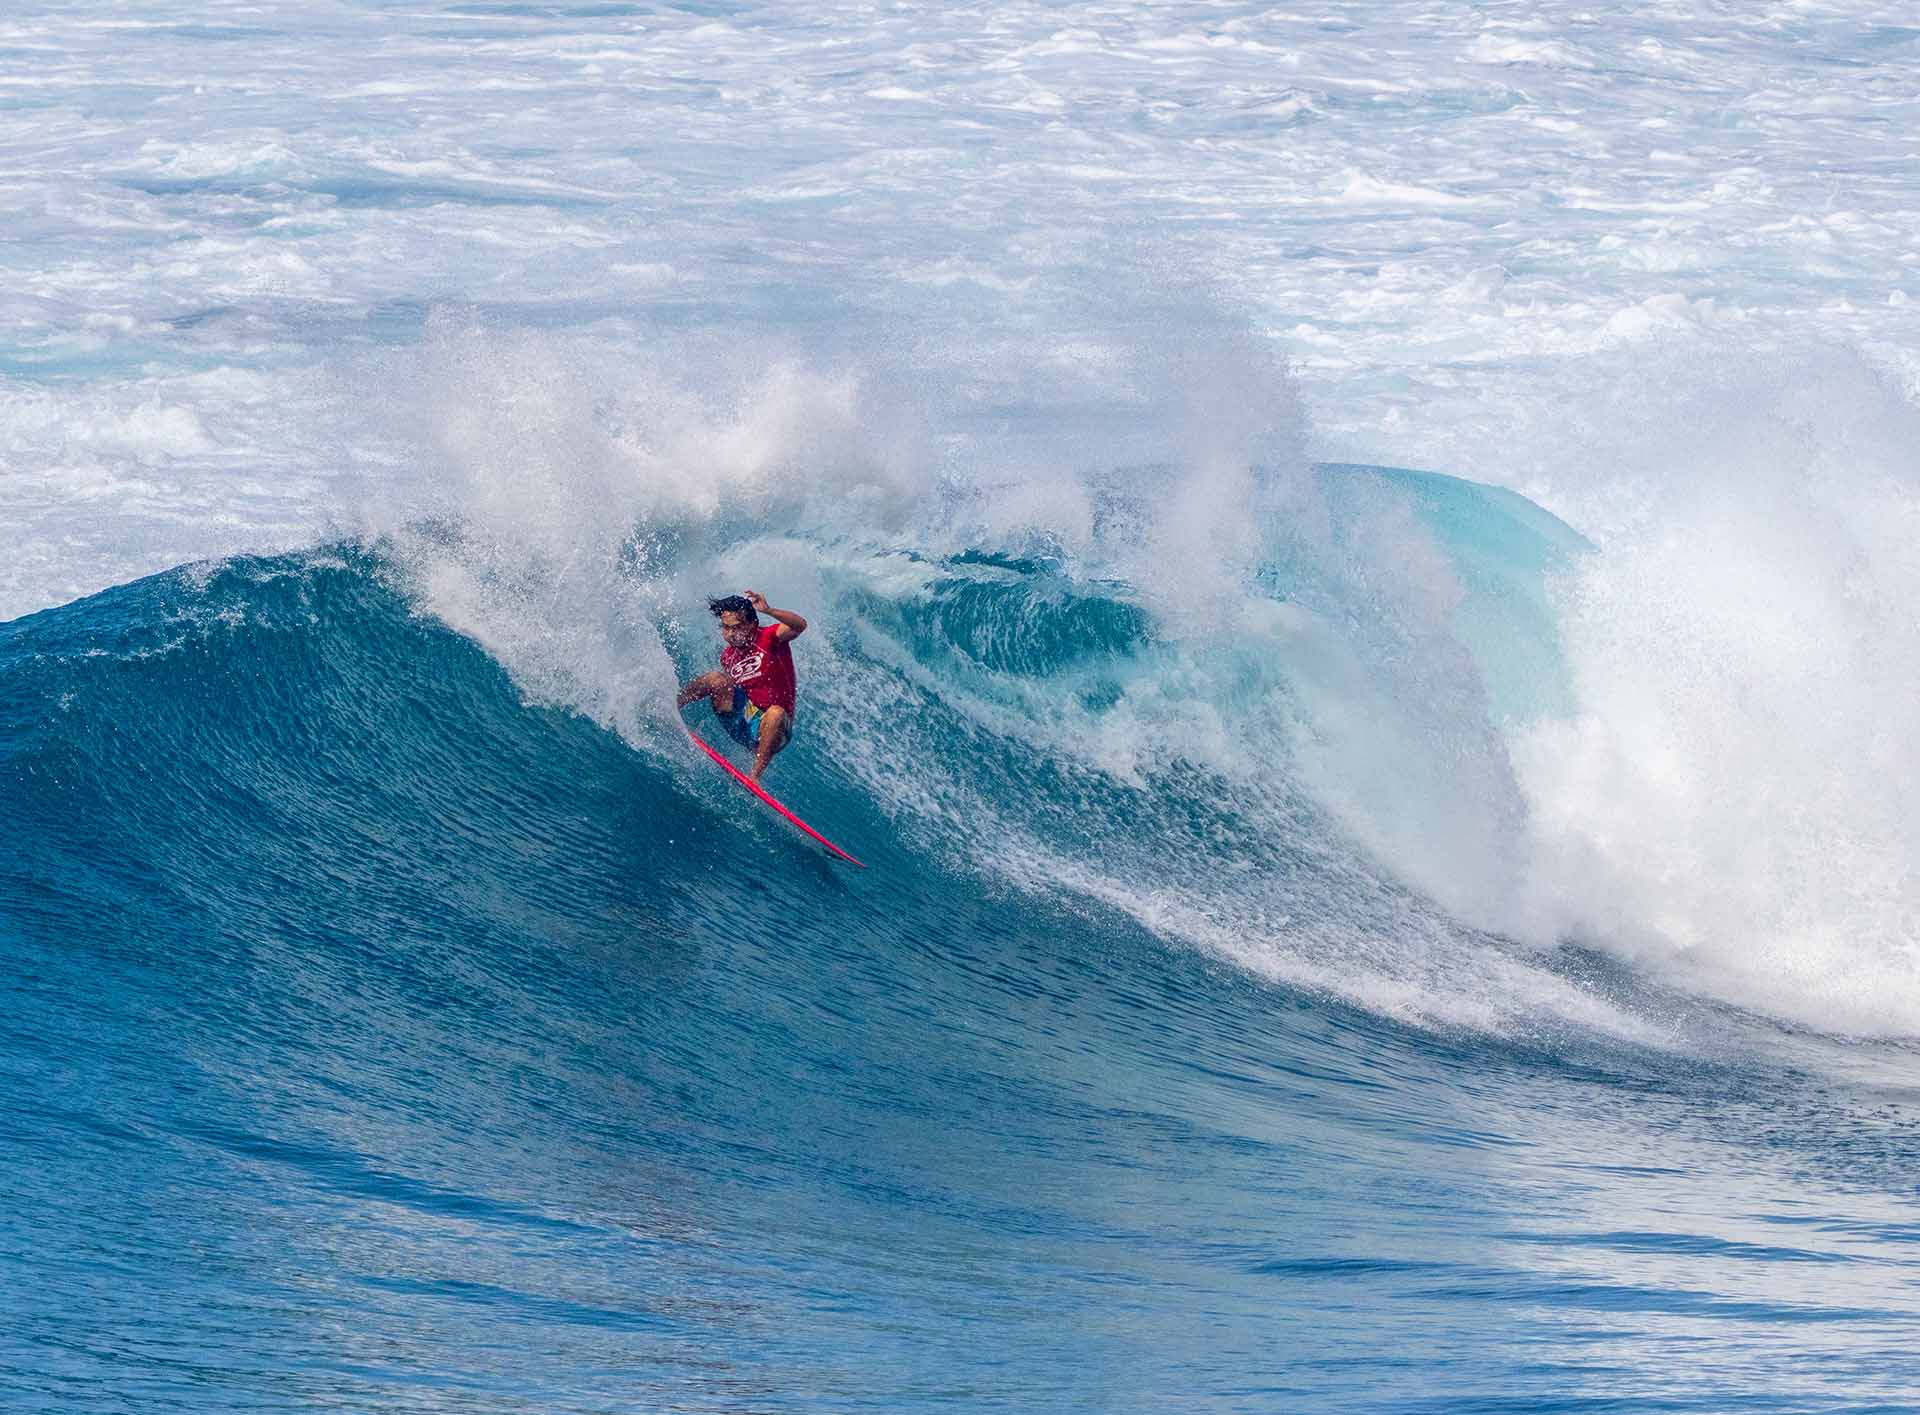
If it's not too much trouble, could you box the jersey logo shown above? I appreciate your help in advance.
[727,651,765,684]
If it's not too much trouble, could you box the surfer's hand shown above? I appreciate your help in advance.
[743,589,770,611]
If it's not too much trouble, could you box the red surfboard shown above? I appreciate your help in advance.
[683,725,866,867]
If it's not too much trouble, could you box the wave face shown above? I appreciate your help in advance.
[7,463,1920,1411]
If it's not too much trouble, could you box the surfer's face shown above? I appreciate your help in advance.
[718,611,755,647]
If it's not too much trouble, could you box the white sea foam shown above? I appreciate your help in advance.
[1504,352,1920,1036]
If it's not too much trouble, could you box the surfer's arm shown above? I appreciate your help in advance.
[743,591,807,641]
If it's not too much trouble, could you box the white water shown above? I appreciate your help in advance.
[6,0,1920,1035]
[1512,354,1920,1034]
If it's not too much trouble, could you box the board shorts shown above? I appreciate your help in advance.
[719,687,792,749]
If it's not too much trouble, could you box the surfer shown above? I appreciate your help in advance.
[675,590,806,781]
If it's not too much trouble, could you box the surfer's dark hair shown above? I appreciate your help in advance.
[708,595,758,623]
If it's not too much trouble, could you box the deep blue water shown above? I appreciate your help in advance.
[4,468,1920,1412]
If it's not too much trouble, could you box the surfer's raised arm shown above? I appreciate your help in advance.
[743,590,806,641]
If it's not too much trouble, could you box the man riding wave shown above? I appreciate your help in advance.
[675,590,806,781]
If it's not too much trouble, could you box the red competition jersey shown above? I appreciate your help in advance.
[721,623,797,712]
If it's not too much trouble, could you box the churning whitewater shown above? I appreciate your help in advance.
[6,1,1920,1411]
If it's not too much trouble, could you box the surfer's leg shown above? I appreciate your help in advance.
[749,706,789,781]
[687,671,734,714]
[676,670,734,711]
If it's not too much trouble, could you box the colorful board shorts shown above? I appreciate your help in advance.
[719,687,791,749]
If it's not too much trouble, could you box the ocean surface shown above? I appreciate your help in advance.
[6,3,1920,1410]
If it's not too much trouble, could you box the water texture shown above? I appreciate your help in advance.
[5,3,1920,1412]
